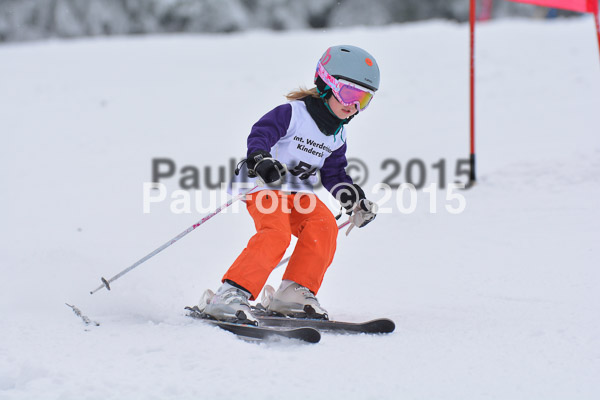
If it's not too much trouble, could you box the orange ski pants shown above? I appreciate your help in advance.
[222,190,339,300]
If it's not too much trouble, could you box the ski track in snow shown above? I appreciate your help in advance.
[1,18,599,400]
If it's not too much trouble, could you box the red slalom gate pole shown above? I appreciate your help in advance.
[595,10,600,66]
[469,0,477,184]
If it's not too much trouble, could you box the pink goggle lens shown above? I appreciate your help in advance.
[336,82,374,111]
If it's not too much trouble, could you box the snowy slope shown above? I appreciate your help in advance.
[1,18,599,400]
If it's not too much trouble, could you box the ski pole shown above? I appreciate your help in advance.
[90,184,259,295]
[274,219,351,270]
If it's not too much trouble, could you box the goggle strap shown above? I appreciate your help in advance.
[333,123,342,143]
[317,84,329,98]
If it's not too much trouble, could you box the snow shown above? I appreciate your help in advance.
[1,17,599,399]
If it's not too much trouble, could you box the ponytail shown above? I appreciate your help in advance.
[285,87,320,101]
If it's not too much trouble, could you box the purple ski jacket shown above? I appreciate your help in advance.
[246,102,353,197]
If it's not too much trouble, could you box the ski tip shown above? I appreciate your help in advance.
[378,319,396,333]
[380,319,395,333]
[363,318,395,334]
[297,327,321,343]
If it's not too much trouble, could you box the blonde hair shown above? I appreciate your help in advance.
[285,86,320,101]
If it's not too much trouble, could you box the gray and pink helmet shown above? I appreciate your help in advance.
[315,45,380,111]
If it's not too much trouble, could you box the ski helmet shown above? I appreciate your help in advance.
[315,45,380,92]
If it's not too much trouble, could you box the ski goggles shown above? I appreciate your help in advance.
[316,61,375,112]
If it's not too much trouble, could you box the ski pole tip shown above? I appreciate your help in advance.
[89,277,111,295]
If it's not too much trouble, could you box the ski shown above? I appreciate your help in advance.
[185,306,321,343]
[256,316,395,334]
[251,304,395,334]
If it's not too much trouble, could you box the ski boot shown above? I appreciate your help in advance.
[263,281,328,320]
[199,284,258,325]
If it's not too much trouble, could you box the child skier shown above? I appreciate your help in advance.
[200,45,380,323]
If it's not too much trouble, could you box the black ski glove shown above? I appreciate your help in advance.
[351,198,378,227]
[344,198,378,234]
[246,150,287,185]
[336,183,366,210]
[336,183,377,233]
